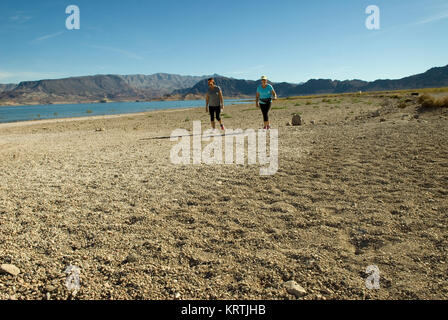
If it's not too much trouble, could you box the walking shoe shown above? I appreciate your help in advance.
[220,124,225,130]
[266,125,271,130]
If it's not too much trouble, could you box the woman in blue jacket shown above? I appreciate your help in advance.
[256,75,278,130]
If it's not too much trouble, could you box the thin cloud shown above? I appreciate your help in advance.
[89,45,144,61]
[231,65,265,76]
[0,70,66,83]
[363,9,448,39]
[30,31,65,43]
[416,11,448,25]
[9,14,32,24]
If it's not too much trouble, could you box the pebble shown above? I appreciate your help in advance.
[1,264,20,276]
[284,280,307,298]
[291,114,303,126]
[45,285,56,292]
[125,253,138,263]
[174,292,181,299]
[324,288,334,295]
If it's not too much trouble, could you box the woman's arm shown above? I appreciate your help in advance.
[205,93,209,112]
[271,87,278,100]
[256,92,260,108]
[219,89,224,110]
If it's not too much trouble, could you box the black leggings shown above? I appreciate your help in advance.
[209,106,221,122]
[260,101,271,122]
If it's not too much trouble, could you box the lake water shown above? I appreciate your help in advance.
[0,99,252,124]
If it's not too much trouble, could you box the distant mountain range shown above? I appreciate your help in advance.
[175,65,448,98]
[0,84,17,93]
[119,73,212,95]
[0,73,213,106]
[0,66,447,106]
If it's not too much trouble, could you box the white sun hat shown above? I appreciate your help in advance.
[261,75,268,80]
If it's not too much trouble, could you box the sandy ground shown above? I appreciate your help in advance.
[0,93,447,300]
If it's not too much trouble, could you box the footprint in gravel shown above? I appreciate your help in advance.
[271,202,296,213]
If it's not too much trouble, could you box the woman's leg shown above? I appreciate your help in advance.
[215,107,225,129]
[209,107,216,129]
[261,102,271,128]
[215,107,221,123]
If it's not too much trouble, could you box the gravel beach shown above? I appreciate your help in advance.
[0,93,447,300]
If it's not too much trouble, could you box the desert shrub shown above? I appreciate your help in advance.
[272,106,288,110]
[397,101,407,109]
[418,94,448,109]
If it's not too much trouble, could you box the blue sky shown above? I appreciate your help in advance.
[0,0,447,84]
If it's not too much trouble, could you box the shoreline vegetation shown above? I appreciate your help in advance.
[1,86,447,108]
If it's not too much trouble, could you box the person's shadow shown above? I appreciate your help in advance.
[139,131,242,141]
